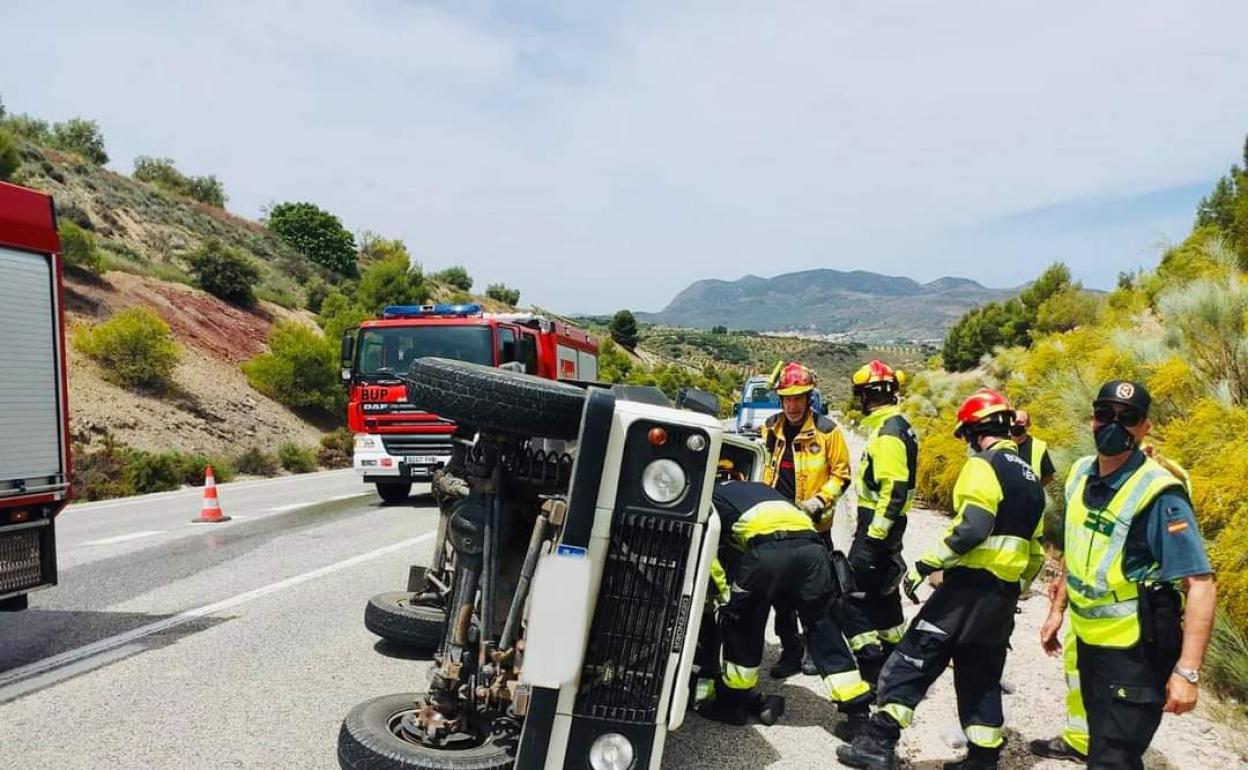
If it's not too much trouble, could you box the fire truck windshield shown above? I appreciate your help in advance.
[355,325,493,377]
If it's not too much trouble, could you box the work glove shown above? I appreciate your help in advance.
[799,497,824,518]
[848,537,881,589]
[903,562,936,604]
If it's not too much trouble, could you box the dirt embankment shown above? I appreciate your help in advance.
[64,270,324,457]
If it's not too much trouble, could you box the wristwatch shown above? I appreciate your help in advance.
[1173,665,1200,684]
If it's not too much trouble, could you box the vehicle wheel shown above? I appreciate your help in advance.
[376,482,413,505]
[338,692,515,770]
[364,592,446,650]
[405,358,586,440]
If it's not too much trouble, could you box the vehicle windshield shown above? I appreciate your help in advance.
[355,325,493,377]
[744,384,779,404]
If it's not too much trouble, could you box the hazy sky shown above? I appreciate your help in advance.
[3,1,1247,313]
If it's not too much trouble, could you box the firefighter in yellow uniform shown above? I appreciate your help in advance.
[1037,382,1214,770]
[842,360,918,686]
[697,479,871,725]
[838,389,1046,770]
[758,361,852,677]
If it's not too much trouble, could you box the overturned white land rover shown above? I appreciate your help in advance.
[338,358,763,770]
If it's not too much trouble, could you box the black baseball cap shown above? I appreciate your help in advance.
[1093,380,1151,416]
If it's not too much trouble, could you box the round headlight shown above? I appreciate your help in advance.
[642,459,687,505]
[589,732,635,770]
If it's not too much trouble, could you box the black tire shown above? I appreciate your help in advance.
[376,482,413,505]
[404,358,586,440]
[364,592,446,649]
[338,692,515,770]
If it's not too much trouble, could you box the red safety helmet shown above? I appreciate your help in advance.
[774,361,816,397]
[954,388,1014,438]
[851,359,904,395]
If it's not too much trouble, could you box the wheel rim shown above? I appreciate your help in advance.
[386,706,490,752]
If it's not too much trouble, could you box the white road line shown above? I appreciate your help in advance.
[81,530,164,546]
[0,532,433,691]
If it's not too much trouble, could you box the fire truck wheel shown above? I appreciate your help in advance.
[364,592,446,651]
[404,358,586,440]
[338,693,515,770]
[376,482,413,505]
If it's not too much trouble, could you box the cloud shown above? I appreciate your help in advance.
[2,0,1246,312]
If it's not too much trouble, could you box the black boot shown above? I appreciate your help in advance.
[695,683,749,725]
[833,709,870,742]
[770,645,805,679]
[855,643,887,687]
[800,652,819,676]
[835,716,898,770]
[1027,735,1085,763]
[942,743,1001,770]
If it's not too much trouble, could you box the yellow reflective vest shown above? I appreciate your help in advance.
[854,405,919,540]
[1063,455,1184,648]
[761,412,851,530]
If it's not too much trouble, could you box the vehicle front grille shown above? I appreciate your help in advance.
[573,513,695,723]
[381,436,455,456]
[0,523,52,596]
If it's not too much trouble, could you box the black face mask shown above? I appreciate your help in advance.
[1094,421,1136,456]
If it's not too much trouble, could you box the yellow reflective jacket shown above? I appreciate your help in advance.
[854,405,919,540]
[919,440,1047,583]
[760,411,851,530]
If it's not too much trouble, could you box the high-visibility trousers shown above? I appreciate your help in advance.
[1061,626,1090,756]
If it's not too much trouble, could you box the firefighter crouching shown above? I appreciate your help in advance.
[697,478,871,726]
[843,360,918,685]
[760,361,852,678]
[837,389,1046,770]
[1038,381,1215,770]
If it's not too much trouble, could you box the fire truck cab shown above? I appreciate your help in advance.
[341,304,597,502]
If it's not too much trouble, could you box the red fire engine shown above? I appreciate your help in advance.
[0,181,71,611]
[340,304,597,502]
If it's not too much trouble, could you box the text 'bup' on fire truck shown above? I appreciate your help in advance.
[339,303,598,502]
[0,181,71,612]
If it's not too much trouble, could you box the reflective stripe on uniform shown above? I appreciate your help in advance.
[733,500,815,548]
[879,621,908,645]
[964,724,1004,749]
[723,661,759,690]
[1062,625,1089,754]
[1069,600,1139,619]
[824,670,871,703]
[849,630,880,652]
[959,534,1032,582]
[695,678,716,704]
[880,702,914,728]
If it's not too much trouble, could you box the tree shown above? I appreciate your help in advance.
[355,253,428,314]
[50,118,108,164]
[242,321,341,412]
[711,325,728,335]
[267,202,357,277]
[1034,287,1101,333]
[609,309,640,350]
[186,240,260,306]
[0,129,19,182]
[357,232,411,267]
[304,276,331,313]
[486,282,520,306]
[2,114,50,143]
[433,266,473,291]
[317,290,370,340]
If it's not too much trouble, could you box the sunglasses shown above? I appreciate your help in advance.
[1092,405,1144,427]
[1009,424,1027,437]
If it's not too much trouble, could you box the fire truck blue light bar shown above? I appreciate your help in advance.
[381,303,484,318]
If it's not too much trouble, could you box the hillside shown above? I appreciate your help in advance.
[638,269,1015,342]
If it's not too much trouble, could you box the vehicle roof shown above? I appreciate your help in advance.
[0,182,59,254]
[359,317,493,329]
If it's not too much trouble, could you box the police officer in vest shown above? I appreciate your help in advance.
[1011,410,1055,485]
[697,479,871,725]
[1038,381,1215,770]
[842,360,918,686]
[838,389,1045,769]
[760,361,853,678]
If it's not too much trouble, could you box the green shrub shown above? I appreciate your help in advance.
[133,156,226,207]
[186,240,260,306]
[486,282,520,306]
[316,428,354,469]
[609,309,639,349]
[1206,614,1248,710]
[267,201,357,277]
[304,276,331,313]
[50,117,108,164]
[356,253,428,314]
[255,285,299,309]
[71,439,233,500]
[243,321,340,411]
[58,218,104,273]
[317,290,370,340]
[0,129,19,181]
[433,265,473,291]
[74,307,181,391]
[277,442,317,473]
[235,447,280,476]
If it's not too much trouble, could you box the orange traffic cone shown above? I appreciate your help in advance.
[191,465,232,523]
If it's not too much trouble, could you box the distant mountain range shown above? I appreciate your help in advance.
[637,269,1017,341]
